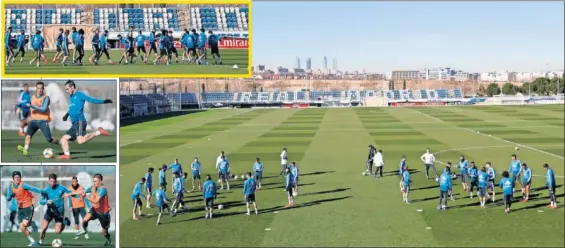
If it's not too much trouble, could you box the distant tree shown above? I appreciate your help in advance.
[477,84,486,96]
[501,83,518,95]
[485,83,501,96]
[520,82,531,95]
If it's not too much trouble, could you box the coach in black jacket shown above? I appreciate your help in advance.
[367,145,376,175]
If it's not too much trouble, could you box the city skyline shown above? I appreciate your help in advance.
[252,1,564,72]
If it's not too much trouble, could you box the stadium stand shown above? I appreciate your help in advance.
[5,8,83,32]
[94,7,180,31]
[191,6,248,34]
[383,89,465,101]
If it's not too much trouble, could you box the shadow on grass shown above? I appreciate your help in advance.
[410,184,439,191]
[382,170,420,178]
[262,182,316,191]
[513,193,565,212]
[300,188,350,196]
[300,171,335,177]
[412,193,460,203]
[89,154,117,159]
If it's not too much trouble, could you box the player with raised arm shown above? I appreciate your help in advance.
[68,177,90,239]
[52,28,64,63]
[478,167,488,208]
[57,80,112,160]
[131,178,146,220]
[76,174,112,246]
[253,157,264,190]
[520,163,532,202]
[6,171,43,246]
[17,81,60,156]
[168,158,183,192]
[203,175,218,219]
[543,164,557,209]
[15,83,31,136]
[218,156,230,190]
[509,154,522,192]
[499,171,514,213]
[191,157,202,191]
[243,172,259,215]
[401,164,411,204]
[144,167,154,208]
[468,162,478,199]
[437,166,452,210]
[12,29,27,63]
[208,30,222,65]
[421,148,438,180]
[153,185,173,225]
[38,174,72,246]
[486,162,496,202]
[457,155,469,192]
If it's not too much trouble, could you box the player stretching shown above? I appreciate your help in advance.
[437,166,452,210]
[208,30,222,65]
[520,163,532,202]
[38,174,72,246]
[253,157,264,190]
[153,185,173,225]
[117,34,134,64]
[486,162,496,202]
[77,174,112,246]
[146,29,158,60]
[135,31,147,63]
[543,164,557,209]
[509,154,522,192]
[181,29,193,63]
[69,177,90,239]
[421,148,438,180]
[6,171,43,246]
[280,148,289,177]
[144,167,154,208]
[478,167,488,208]
[218,156,230,190]
[290,161,299,194]
[191,157,202,191]
[243,172,259,215]
[52,28,65,62]
[401,164,411,204]
[457,155,469,192]
[95,30,115,65]
[131,178,146,220]
[468,162,478,199]
[154,30,170,65]
[88,29,101,64]
[29,31,48,67]
[171,172,188,214]
[57,80,112,160]
[203,175,218,219]
[12,29,27,63]
[499,171,514,213]
[5,26,14,66]
[167,30,179,63]
[285,168,296,208]
[60,30,71,66]
[17,81,59,156]
[15,83,31,136]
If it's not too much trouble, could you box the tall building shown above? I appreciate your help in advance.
[391,71,419,80]
[323,56,328,69]
[306,58,312,70]
[332,58,337,70]
[295,57,301,69]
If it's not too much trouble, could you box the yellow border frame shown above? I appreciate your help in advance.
[1,0,252,78]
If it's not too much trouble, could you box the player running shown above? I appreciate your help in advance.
[486,162,496,202]
[68,177,90,239]
[15,84,31,136]
[499,171,514,213]
[144,167,154,208]
[147,29,158,60]
[478,167,488,208]
[509,154,522,192]
[6,171,43,246]
[191,157,202,191]
[73,29,85,65]
[153,185,173,225]
[520,163,532,202]
[167,30,179,63]
[117,34,134,64]
[88,29,101,64]
[60,30,72,66]
[208,30,222,65]
[135,30,147,63]
[159,164,167,191]
[154,30,170,65]
[181,29,193,63]
[203,175,218,219]
[38,174,72,246]
[374,149,384,178]
[57,80,112,160]
[421,148,438,180]
[401,164,411,204]
[5,26,14,66]
[76,174,112,246]
[95,30,115,65]
[543,163,557,209]
[171,172,188,214]
[29,30,48,67]
[468,162,478,199]
[253,157,264,190]
[457,155,469,192]
[12,29,27,63]
[218,156,231,190]
[243,172,259,215]
[131,178,146,220]
[195,28,208,65]
[17,81,60,156]
[52,28,65,63]
[437,166,452,210]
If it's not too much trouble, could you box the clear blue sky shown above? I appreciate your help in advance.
[252,1,564,73]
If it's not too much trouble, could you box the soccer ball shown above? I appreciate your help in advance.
[43,148,54,159]
[435,177,440,182]
[292,191,298,197]
[51,238,62,248]
[217,179,221,183]
[218,204,223,210]
[515,146,519,151]
[234,175,239,180]
[452,174,457,180]
[362,172,367,176]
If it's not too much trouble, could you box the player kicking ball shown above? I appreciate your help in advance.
[38,174,72,246]
[76,174,113,246]
[243,172,259,215]
[57,80,112,160]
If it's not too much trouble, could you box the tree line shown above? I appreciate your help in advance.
[479,77,564,97]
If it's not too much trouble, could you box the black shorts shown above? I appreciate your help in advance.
[66,120,87,141]
[255,172,262,181]
[220,172,228,181]
[56,45,62,52]
[145,186,152,195]
[27,120,53,142]
[245,194,255,203]
[137,46,146,53]
[205,197,214,208]
[159,48,168,56]
[286,185,294,196]
[44,210,65,224]
[18,205,34,223]
[522,180,531,188]
[169,47,177,54]
[19,108,30,121]
[126,47,134,54]
[549,185,556,195]
[17,46,25,54]
[34,48,42,57]
[160,183,167,189]
[5,45,14,56]
[9,211,17,221]
[133,197,142,208]
[504,194,513,205]
[470,179,478,187]
[192,172,201,180]
[89,208,111,230]
[211,45,219,55]
[72,207,86,225]
[175,192,184,203]
[149,43,157,53]
[158,203,169,214]
[190,47,197,54]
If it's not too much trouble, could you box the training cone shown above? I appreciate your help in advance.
[233,64,239,69]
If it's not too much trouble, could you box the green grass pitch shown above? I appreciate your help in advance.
[1,130,116,163]
[119,105,564,247]
[0,232,115,247]
[4,49,248,75]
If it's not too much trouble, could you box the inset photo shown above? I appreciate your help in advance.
[2,2,251,78]
[0,165,116,247]
[1,79,117,163]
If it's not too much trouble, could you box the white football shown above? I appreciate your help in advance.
[240,175,245,179]
[292,191,298,197]
[43,148,54,159]
[52,238,62,248]
[217,179,221,183]
[234,175,239,180]
[218,204,223,210]
[362,172,366,176]
[435,177,440,182]
[515,146,519,150]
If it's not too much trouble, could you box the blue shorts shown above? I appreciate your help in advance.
[478,187,487,197]
[512,173,521,182]
[145,185,152,194]
[198,47,206,54]
[27,120,53,142]
[403,184,410,193]
[460,174,467,183]
[255,172,262,181]
[19,108,30,121]
[487,180,495,190]
[66,120,87,141]
[62,48,69,57]
[219,171,228,181]
[34,48,42,57]
[192,171,201,180]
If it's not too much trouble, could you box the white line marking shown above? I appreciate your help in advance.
[417,209,423,212]
[425,227,432,230]
[120,140,142,147]
[406,108,564,160]
[265,228,272,231]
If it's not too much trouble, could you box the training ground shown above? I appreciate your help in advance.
[120,105,564,247]
[4,49,248,76]
[0,232,115,247]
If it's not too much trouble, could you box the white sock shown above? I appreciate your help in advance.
[24,145,29,150]
[95,130,101,136]
[28,236,35,243]
[64,151,71,156]
[19,128,24,132]
[246,208,250,214]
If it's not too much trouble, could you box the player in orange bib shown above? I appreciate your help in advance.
[17,81,59,156]
[68,176,90,240]
[77,173,112,246]
[6,171,44,247]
